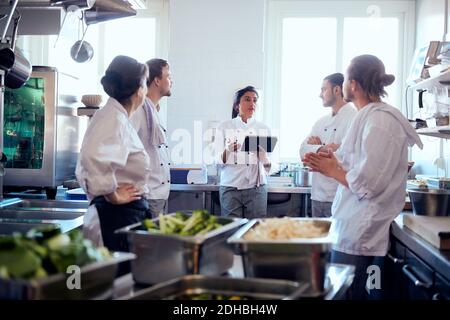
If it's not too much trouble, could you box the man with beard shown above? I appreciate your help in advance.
[131,58,172,217]
[299,73,356,217]
[304,55,423,299]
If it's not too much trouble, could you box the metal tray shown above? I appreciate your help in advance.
[0,252,135,300]
[116,213,248,285]
[125,274,309,300]
[227,218,333,293]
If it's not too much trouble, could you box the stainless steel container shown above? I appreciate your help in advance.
[228,218,332,293]
[116,213,248,285]
[0,252,134,300]
[407,188,450,216]
[126,274,309,300]
[294,167,312,187]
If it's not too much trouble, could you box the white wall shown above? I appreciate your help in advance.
[167,0,266,165]
[410,0,450,177]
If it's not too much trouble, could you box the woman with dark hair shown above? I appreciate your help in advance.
[304,55,423,299]
[214,86,271,218]
[76,55,151,255]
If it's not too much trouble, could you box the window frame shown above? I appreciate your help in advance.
[264,0,416,162]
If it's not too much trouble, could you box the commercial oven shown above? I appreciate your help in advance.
[2,66,87,198]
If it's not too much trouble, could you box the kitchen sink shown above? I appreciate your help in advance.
[0,210,84,220]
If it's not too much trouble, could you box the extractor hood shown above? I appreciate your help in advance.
[0,0,143,25]
[0,0,145,10]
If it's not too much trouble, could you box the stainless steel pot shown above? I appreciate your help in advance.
[295,167,312,187]
[0,47,31,89]
[407,188,450,216]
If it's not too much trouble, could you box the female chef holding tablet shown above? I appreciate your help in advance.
[214,86,272,218]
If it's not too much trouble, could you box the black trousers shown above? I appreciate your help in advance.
[91,196,151,275]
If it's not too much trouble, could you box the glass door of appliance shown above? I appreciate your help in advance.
[4,77,45,169]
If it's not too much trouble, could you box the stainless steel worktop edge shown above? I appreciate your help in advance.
[170,184,311,194]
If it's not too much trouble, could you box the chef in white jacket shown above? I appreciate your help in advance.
[299,73,356,217]
[76,56,151,262]
[304,55,423,299]
[215,86,271,218]
[130,58,172,217]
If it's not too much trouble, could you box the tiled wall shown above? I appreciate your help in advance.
[166,0,266,166]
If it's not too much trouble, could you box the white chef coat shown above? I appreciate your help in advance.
[215,116,271,190]
[76,97,151,200]
[299,103,357,202]
[330,102,423,256]
[130,98,171,200]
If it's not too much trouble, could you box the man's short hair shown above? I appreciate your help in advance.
[146,58,169,86]
[324,73,344,89]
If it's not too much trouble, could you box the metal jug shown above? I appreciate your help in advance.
[295,167,311,187]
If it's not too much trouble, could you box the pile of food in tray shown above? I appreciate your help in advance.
[142,210,229,236]
[0,225,111,280]
[242,217,330,241]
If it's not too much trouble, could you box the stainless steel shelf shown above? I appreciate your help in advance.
[416,126,450,139]
[410,69,450,90]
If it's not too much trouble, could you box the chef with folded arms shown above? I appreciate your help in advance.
[300,73,356,217]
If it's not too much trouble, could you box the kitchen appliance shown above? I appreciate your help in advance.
[2,66,87,198]
[407,188,450,216]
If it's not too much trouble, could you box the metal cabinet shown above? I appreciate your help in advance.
[168,191,211,213]
[402,249,435,300]
[433,273,450,300]
[385,236,407,299]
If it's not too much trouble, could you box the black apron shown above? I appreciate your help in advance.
[91,196,151,253]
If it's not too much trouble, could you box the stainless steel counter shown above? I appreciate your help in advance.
[0,199,87,235]
[391,213,450,282]
[170,184,311,216]
[170,183,311,194]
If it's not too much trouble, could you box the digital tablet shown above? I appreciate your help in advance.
[240,136,278,152]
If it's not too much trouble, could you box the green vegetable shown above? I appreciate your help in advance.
[142,210,228,236]
[0,245,41,279]
[0,227,111,280]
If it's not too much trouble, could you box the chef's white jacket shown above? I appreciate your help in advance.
[130,98,171,200]
[331,102,423,256]
[215,116,271,190]
[76,98,151,246]
[299,103,357,202]
[76,97,150,199]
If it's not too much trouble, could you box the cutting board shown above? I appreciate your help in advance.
[403,214,450,250]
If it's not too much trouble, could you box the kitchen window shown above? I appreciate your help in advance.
[265,0,415,162]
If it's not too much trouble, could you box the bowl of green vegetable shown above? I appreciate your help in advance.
[116,210,247,285]
[0,225,135,299]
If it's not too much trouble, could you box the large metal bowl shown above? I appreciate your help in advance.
[407,188,450,216]
[228,218,333,293]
